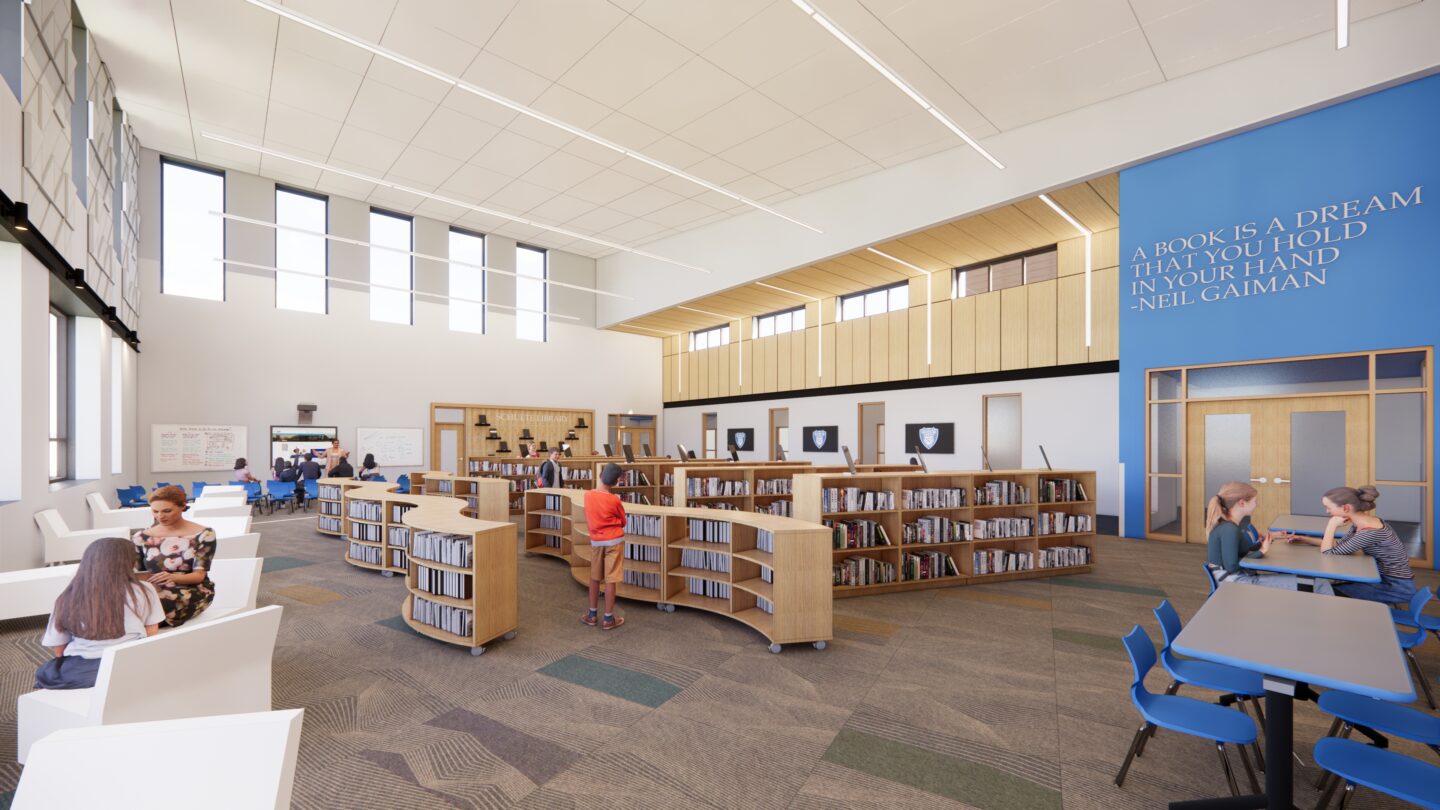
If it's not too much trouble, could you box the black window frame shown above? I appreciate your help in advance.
[274,184,330,314]
[159,155,228,301]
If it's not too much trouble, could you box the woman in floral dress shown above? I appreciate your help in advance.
[132,485,216,627]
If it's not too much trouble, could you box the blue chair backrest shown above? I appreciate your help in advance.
[243,482,263,502]
[267,481,294,498]
[396,474,410,493]
[155,482,172,490]
[1202,564,1218,594]
[192,482,208,499]
[1153,600,1183,648]
[304,479,318,498]
[1123,625,1158,694]
[1398,587,1433,646]
[116,487,133,506]
[370,475,386,482]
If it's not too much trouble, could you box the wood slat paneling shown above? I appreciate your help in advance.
[1027,278,1057,368]
[889,309,908,381]
[1057,274,1088,366]
[1092,266,1119,361]
[791,331,805,389]
[777,333,792,390]
[974,293,1001,373]
[952,296,976,375]
[1000,286,1029,371]
[835,321,852,386]
[931,299,952,377]
[908,306,927,377]
[870,314,889,382]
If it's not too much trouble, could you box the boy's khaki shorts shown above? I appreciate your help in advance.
[590,543,624,584]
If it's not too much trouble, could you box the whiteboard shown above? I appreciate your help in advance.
[152,425,248,473]
[356,427,424,467]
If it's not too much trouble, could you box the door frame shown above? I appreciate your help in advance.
[857,401,884,465]
[982,393,1022,471]
[701,412,717,459]
[768,407,788,461]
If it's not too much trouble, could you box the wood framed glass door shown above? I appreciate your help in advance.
[1184,396,1369,542]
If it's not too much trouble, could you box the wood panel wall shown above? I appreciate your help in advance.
[660,228,1122,402]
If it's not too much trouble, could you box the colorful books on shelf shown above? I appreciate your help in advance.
[1039,478,1088,503]
[319,516,342,533]
[975,480,1031,505]
[756,501,793,517]
[973,548,1034,574]
[538,515,563,531]
[436,480,454,494]
[1038,512,1093,535]
[756,478,792,495]
[618,469,650,487]
[662,473,674,486]
[834,555,896,586]
[411,531,474,568]
[348,500,383,521]
[757,529,774,554]
[415,564,472,599]
[626,514,662,537]
[543,494,565,511]
[687,477,749,497]
[390,504,412,522]
[903,516,971,544]
[973,516,1034,539]
[688,518,732,544]
[903,550,959,581]
[697,501,740,511]
[821,487,895,513]
[1038,545,1091,568]
[902,487,966,509]
[827,518,891,549]
[617,493,651,505]
[659,494,675,506]
[349,542,381,565]
[411,595,472,637]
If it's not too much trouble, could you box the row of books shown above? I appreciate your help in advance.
[464,496,480,511]
[688,518,732,544]
[1037,512,1093,535]
[760,566,773,584]
[828,518,891,549]
[756,501,793,517]
[436,480,454,494]
[680,548,730,573]
[624,543,661,563]
[661,473,674,486]
[348,499,383,521]
[974,517,1034,539]
[412,531,473,567]
[391,504,412,522]
[349,543,382,565]
[538,514,564,531]
[542,535,562,549]
[686,477,749,497]
[387,526,409,548]
[902,516,971,544]
[975,480,1031,505]
[390,549,406,567]
[697,501,739,511]
[755,596,774,614]
[756,478,792,495]
[626,514,662,538]
[543,494,565,511]
[834,555,896,587]
[688,577,731,600]
[319,516,342,533]
[821,487,895,513]
[350,522,381,542]
[317,484,343,500]
[659,495,675,506]
[617,493,651,505]
[1038,545,1091,568]
[320,501,343,517]
[623,570,661,589]
[902,487,966,509]
[903,550,960,581]
[757,529,774,554]
[617,469,651,487]
[412,595,472,638]
[973,549,1033,574]
[415,564,472,599]
[1039,478,1089,503]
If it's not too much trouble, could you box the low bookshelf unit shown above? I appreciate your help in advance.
[791,470,1098,598]
[523,488,832,653]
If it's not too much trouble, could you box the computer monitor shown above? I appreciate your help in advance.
[1039,444,1053,471]
[841,446,858,475]
[563,446,573,458]
[911,445,929,473]
[603,443,614,457]
[622,444,636,463]
[687,450,697,459]
[727,444,739,462]
[676,443,689,461]
[641,443,652,457]
[776,444,787,461]
[538,441,549,452]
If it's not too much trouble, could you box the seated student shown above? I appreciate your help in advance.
[132,486,216,627]
[278,461,299,483]
[1289,485,1416,604]
[1205,481,1332,592]
[36,538,165,690]
[271,456,286,481]
[297,453,323,482]
[329,451,354,479]
[233,457,260,484]
[357,453,381,480]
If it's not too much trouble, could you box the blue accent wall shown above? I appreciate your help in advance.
[1119,75,1440,565]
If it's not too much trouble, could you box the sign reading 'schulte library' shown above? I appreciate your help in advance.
[1127,186,1422,312]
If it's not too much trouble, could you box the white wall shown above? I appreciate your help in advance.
[663,371,1120,515]
[134,150,662,485]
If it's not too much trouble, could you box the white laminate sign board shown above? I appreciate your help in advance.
[152,425,247,472]
[356,427,424,467]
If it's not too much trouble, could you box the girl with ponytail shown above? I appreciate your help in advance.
[1287,485,1416,604]
[1205,481,1332,592]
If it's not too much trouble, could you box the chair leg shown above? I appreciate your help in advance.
[1135,723,1157,757]
[1244,698,1266,772]
[1114,723,1149,787]
[1216,743,1240,797]
[1315,773,1342,810]
[1313,718,1344,790]
[1236,743,1260,794]
[1165,680,1182,696]
[1405,649,1437,710]
[1338,783,1356,810]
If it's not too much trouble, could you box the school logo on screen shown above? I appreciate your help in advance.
[734,433,746,448]
[811,429,828,448]
[918,427,940,450]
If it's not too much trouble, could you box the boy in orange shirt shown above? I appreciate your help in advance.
[582,463,626,629]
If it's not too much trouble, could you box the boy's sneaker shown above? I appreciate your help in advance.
[601,615,625,631]
[580,612,598,626]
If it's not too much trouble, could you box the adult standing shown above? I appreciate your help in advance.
[539,448,565,488]
[323,438,347,475]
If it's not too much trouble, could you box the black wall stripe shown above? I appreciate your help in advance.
[663,360,1118,409]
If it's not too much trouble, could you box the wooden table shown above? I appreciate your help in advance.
[1170,583,1413,809]
[1239,542,1379,592]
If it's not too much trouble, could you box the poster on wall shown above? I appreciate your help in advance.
[151,425,247,472]
[802,426,839,453]
[726,428,754,453]
[904,422,955,454]
[270,425,338,468]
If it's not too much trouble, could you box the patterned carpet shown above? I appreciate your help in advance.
[0,514,1435,809]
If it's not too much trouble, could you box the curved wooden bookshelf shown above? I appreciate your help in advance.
[524,487,832,652]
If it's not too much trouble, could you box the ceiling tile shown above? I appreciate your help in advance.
[484,179,559,214]
[587,111,666,152]
[757,141,872,190]
[483,0,626,81]
[599,218,672,244]
[439,162,514,202]
[525,194,599,224]
[788,162,877,196]
[259,155,324,189]
[609,155,673,184]
[329,126,409,174]
[377,3,483,76]
[642,198,724,229]
[388,144,464,189]
[719,118,834,173]
[757,46,884,117]
[284,0,398,42]
[804,78,918,140]
[844,109,951,163]
[521,151,607,193]
[468,129,555,177]
[457,50,554,108]
[273,12,376,74]
[633,0,773,53]
[366,184,423,213]
[185,76,268,139]
[269,47,367,122]
[363,56,453,105]
[557,17,695,109]
[564,169,652,206]
[566,206,635,234]
[702,0,834,86]
[609,185,688,217]
[672,90,794,154]
[314,170,380,200]
[621,56,748,133]
[410,106,500,162]
[263,100,343,157]
[531,83,616,129]
[345,78,438,142]
[411,196,470,222]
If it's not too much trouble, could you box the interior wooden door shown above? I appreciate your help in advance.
[1185,396,1368,542]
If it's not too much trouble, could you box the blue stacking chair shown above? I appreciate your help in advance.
[1314,690,1440,795]
[1115,626,1260,796]
[302,479,319,510]
[396,474,410,494]
[241,481,264,506]
[117,486,148,507]
[1203,563,1220,594]
[266,481,296,514]
[369,475,386,482]
[1153,600,1267,769]
[1313,737,1440,809]
[154,482,173,491]
[1395,588,1437,710]
[191,482,208,500]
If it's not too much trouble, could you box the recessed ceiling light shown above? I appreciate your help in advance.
[791,0,1003,170]
[200,131,713,274]
[243,0,821,234]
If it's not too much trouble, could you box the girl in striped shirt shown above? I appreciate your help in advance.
[1292,485,1416,604]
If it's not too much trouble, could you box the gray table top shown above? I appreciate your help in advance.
[1269,514,1333,537]
[1173,583,1414,702]
[1239,541,1380,583]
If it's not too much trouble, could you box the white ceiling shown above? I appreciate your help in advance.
[80,0,1417,261]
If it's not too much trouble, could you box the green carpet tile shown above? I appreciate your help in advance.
[0,514,1433,809]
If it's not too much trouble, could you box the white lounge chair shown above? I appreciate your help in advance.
[185,557,263,626]
[0,557,262,625]
[213,532,261,560]
[16,604,283,762]
[13,709,303,810]
[35,510,125,565]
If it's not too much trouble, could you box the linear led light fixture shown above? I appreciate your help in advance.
[1336,0,1349,49]
[791,0,1003,170]
[199,131,712,274]
[754,280,824,378]
[865,247,932,365]
[221,258,581,321]
[217,211,631,300]
[243,0,820,234]
[1039,193,1092,347]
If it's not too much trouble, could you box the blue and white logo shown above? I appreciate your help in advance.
[919,427,940,450]
[735,433,746,449]
[811,429,828,449]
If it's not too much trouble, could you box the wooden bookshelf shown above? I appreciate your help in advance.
[415,472,513,518]
[791,470,1098,598]
[589,460,678,508]
[316,477,368,536]
[401,494,518,656]
[524,488,832,652]
[673,463,912,515]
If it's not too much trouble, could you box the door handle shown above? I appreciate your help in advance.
[1249,477,1268,484]
[1273,477,1291,484]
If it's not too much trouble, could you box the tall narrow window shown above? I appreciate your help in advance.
[49,309,69,482]
[275,187,327,313]
[516,244,547,342]
[110,336,123,474]
[448,228,486,334]
[369,209,412,325]
[160,159,226,301]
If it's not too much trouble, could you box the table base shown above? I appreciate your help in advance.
[1170,681,1303,810]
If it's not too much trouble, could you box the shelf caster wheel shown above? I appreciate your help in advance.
[381,570,394,578]
[503,631,517,641]
[768,643,782,654]
[664,604,675,613]
[470,646,486,657]
[656,602,667,611]
[813,640,827,651]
